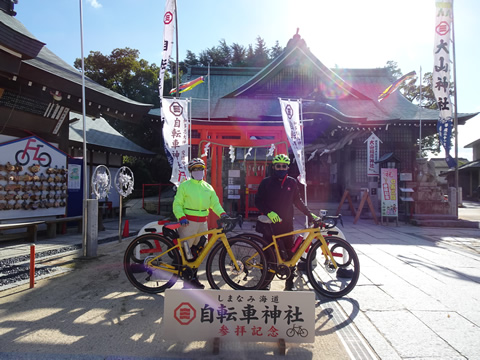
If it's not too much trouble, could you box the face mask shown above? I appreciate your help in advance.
[191,170,204,180]
[274,169,288,179]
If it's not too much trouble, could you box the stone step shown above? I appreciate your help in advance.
[412,214,457,221]
[410,218,480,228]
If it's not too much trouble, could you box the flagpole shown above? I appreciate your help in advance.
[79,0,89,257]
[418,66,422,158]
[208,62,211,121]
[451,0,459,215]
[299,99,308,228]
[174,0,179,97]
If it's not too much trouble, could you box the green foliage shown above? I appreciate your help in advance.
[182,36,284,68]
[74,48,162,105]
[385,61,455,157]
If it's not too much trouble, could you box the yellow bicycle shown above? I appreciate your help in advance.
[124,216,268,293]
[232,215,360,298]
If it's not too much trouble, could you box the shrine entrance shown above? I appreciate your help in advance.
[191,122,289,224]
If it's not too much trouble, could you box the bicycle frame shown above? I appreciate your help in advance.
[262,227,339,269]
[143,226,242,274]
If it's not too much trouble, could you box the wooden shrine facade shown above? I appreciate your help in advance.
[174,32,478,217]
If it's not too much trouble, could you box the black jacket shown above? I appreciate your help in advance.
[255,175,311,226]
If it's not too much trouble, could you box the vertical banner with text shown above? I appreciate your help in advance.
[162,98,190,186]
[381,168,398,218]
[433,0,455,168]
[366,133,381,176]
[279,99,306,185]
[158,0,175,100]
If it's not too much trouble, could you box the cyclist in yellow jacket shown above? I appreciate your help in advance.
[173,158,227,289]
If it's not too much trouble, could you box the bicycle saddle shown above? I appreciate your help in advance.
[257,215,273,224]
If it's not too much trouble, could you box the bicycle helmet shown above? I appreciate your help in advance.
[188,158,205,171]
[272,154,290,165]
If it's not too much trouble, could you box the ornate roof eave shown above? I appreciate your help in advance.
[223,33,370,101]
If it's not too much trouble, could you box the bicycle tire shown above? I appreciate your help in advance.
[286,328,295,337]
[206,237,268,290]
[305,236,360,298]
[38,152,52,167]
[124,234,180,294]
[233,233,277,288]
[15,150,30,166]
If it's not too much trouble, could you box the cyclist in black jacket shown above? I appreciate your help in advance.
[255,154,319,291]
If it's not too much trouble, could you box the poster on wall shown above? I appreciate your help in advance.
[0,136,67,220]
[380,168,398,218]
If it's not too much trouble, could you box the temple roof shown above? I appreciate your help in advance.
[69,113,155,157]
[0,9,153,124]
[175,33,477,128]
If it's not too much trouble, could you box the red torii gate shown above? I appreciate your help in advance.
[190,121,289,225]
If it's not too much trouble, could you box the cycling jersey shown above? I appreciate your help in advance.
[255,175,311,223]
[173,178,225,221]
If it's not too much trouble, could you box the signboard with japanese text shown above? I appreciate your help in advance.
[164,289,315,343]
[365,133,381,176]
[380,168,398,217]
[162,98,190,186]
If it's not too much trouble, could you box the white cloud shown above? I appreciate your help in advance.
[87,0,102,9]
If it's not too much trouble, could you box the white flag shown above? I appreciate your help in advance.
[433,0,455,167]
[365,132,382,176]
[158,0,175,100]
[279,99,306,184]
[162,98,190,186]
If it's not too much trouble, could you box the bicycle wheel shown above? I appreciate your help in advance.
[124,234,180,294]
[234,233,277,288]
[305,236,360,298]
[206,237,268,290]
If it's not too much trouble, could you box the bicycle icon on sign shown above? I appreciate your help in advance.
[15,138,52,167]
[286,324,308,338]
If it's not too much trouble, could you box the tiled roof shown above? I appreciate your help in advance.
[171,35,477,126]
[69,114,155,156]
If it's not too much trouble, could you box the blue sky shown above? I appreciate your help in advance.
[15,0,479,161]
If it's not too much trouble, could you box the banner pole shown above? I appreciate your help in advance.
[451,0,459,215]
[300,99,308,227]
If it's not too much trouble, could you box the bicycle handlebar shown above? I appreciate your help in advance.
[216,215,243,233]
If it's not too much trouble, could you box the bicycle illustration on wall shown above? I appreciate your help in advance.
[15,138,52,167]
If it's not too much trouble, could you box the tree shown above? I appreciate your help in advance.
[385,61,449,157]
[74,48,171,187]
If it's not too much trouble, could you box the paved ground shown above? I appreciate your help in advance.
[0,198,479,359]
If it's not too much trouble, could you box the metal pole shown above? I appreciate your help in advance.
[419,66,423,158]
[174,0,179,96]
[208,62,211,121]
[451,0,459,216]
[299,99,308,228]
[79,0,89,257]
[118,195,122,242]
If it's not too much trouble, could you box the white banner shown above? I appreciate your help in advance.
[162,98,190,186]
[158,0,175,100]
[279,99,306,185]
[365,133,381,176]
[433,0,455,167]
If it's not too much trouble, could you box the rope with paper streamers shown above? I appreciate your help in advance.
[201,142,210,157]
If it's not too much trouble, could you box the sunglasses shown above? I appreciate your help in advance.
[191,166,205,171]
[274,164,288,169]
